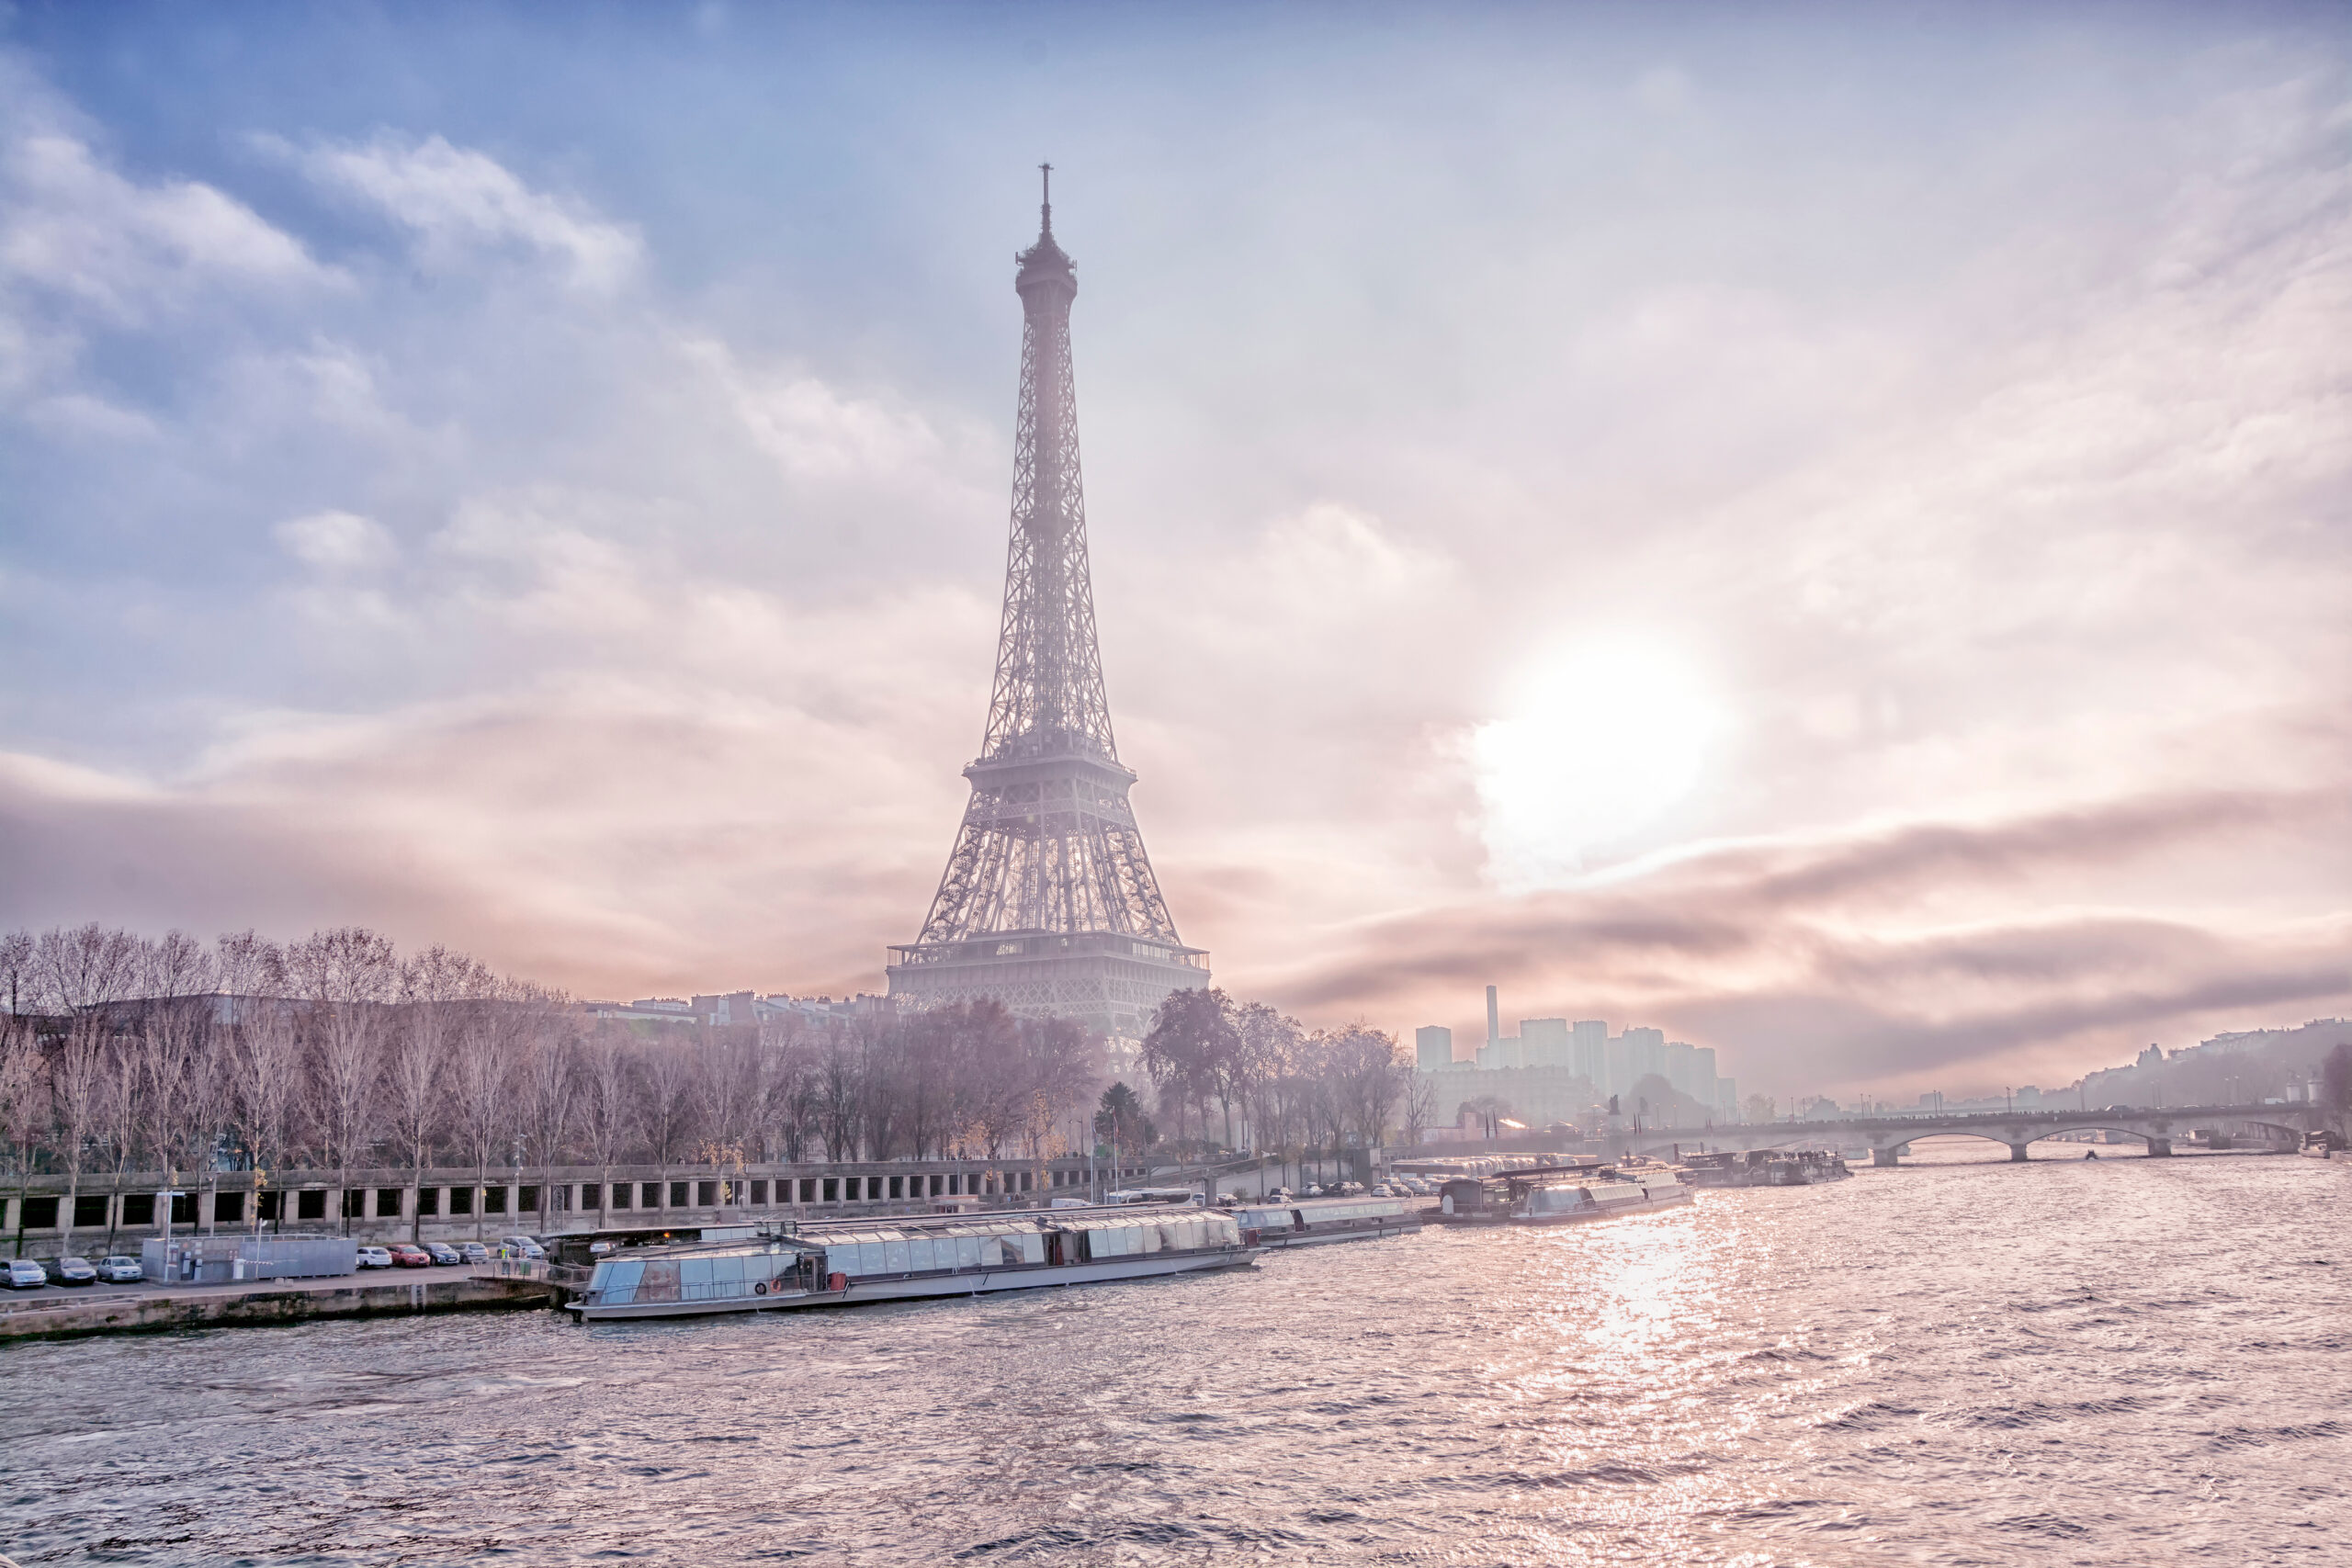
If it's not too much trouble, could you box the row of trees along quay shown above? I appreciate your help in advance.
[0,924,1423,1255]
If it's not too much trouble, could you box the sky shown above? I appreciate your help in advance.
[2,1,2346,1102]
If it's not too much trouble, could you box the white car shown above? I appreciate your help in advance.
[356,1246,395,1269]
[96,1256,146,1283]
[501,1235,546,1259]
[5,1259,44,1290]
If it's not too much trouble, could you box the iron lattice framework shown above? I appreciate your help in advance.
[888,172,1207,1051]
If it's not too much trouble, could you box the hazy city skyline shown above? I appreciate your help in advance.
[3,5,2346,1100]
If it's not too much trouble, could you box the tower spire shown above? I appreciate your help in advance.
[888,180,1208,1062]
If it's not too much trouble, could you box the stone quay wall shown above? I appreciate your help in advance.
[3,1156,1157,1257]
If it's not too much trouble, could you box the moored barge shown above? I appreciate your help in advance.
[1680,1149,1850,1187]
[1435,1164,1692,1227]
[1231,1195,1421,1248]
[566,1205,1256,1321]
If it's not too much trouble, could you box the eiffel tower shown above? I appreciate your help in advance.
[887,170,1209,1064]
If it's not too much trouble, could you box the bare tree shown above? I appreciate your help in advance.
[217,933,299,1231]
[287,928,397,1234]
[35,924,142,1256]
[816,1032,863,1162]
[0,930,42,1258]
[638,1034,701,1181]
[1401,1067,1437,1150]
[518,998,577,1227]
[387,947,475,1239]
[1143,987,1238,1156]
[577,1024,638,1213]
[449,981,525,1240]
[758,1021,821,1165]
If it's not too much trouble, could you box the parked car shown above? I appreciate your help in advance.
[501,1235,546,1260]
[96,1256,146,1283]
[388,1245,431,1269]
[458,1242,490,1264]
[356,1246,395,1269]
[422,1243,462,1266]
[42,1256,97,1287]
[6,1259,46,1290]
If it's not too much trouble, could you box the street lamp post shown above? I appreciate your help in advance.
[157,1179,185,1281]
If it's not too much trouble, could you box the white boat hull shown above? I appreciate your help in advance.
[571,1247,1258,1321]
[1258,1221,1422,1248]
[1514,1191,1693,1224]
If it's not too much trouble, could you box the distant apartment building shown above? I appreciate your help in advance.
[1521,1018,1570,1068]
[1412,987,1745,1128]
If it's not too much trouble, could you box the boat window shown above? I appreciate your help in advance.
[591,1259,644,1304]
[682,1258,713,1287]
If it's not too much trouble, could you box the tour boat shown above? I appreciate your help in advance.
[1230,1195,1421,1248]
[1434,1166,1692,1227]
[565,1205,1257,1321]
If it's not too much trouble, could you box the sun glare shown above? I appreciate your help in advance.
[1473,636,1723,887]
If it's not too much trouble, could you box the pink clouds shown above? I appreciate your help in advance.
[2,26,2347,1104]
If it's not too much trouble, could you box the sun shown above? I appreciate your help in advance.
[1472,635,1724,887]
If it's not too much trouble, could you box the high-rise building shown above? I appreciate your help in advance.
[1603,1034,1631,1100]
[1521,1018,1571,1068]
[1416,1025,1455,1070]
[1572,1020,1608,1084]
[887,173,1207,1061]
[1623,1026,1666,1090]
[1666,1040,1697,1099]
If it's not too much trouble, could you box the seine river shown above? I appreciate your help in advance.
[2,1145,2344,1565]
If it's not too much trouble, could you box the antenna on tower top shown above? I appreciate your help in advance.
[1039,162,1053,231]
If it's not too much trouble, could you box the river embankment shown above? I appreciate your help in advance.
[0,1267,554,1343]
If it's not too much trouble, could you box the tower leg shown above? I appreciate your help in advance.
[2145,1137,2172,1157]
[2007,1142,2030,1163]
[1871,1146,1899,1168]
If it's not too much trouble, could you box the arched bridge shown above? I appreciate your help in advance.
[1617,1102,2323,1166]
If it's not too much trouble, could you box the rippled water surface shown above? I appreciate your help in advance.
[3,1148,2346,1565]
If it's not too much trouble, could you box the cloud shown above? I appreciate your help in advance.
[0,58,340,417]
[280,132,642,290]
[275,510,399,573]
[1257,784,2350,1092]
[1,133,334,323]
[1,19,2346,1108]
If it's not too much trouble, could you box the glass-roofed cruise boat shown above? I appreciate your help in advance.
[566,1205,1257,1321]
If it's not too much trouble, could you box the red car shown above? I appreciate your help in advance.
[388,1244,432,1269]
